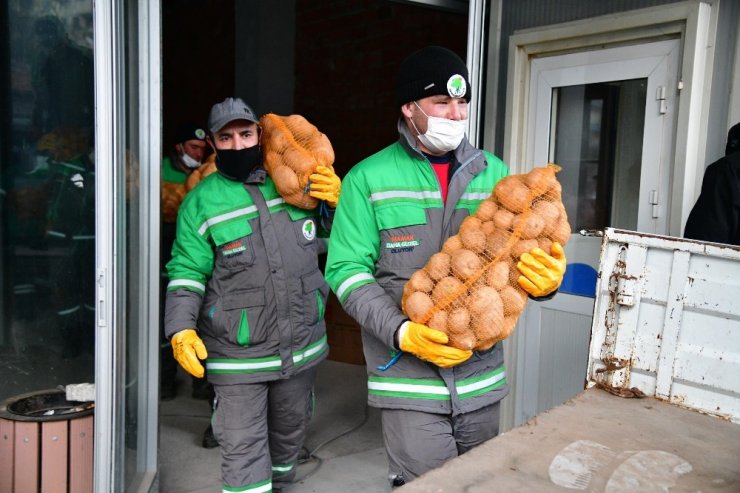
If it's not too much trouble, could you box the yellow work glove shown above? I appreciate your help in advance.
[171,328,208,378]
[308,165,341,207]
[398,321,472,368]
[517,242,566,298]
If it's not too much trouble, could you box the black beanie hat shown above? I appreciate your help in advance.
[174,122,207,145]
[396,46,471,107]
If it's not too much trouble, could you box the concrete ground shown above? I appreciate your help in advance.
[159,359,390,493]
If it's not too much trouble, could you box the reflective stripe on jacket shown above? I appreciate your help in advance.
[165,168,329,385]
[325,120,510,416]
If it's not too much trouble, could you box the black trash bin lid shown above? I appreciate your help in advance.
[0,388,94,422]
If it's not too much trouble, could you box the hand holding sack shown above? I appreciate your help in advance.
[398,321,473,368]
[401,164,570,352]
[171,328,208,378]
[260,113,337,209]
[308,165,341,207]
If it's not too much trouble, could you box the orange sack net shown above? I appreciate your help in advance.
[401,164,571,352]
[260,113,335,209]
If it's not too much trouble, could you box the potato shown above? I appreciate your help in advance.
[449,330,477,351]
[549,218,571,245]
[492,208,515,230]
[448,306,471,334]
[460,227,486,253]
[475,199,498,221]
[408,269,434,293]
[494,176,531,213]
[451,248,483,281]
[499,285,528,316]
[428,310,448,332]
[524,166,556,196]
[425,252,451,281]
[511,239,539,259]
[485,230,513,257]
[500,316,519,340]
[432,276,465,305]
[533,199,561,234]
[460,215,483,232]
[404,291,434,322]
[481,220,496,235]
[442,236,463,254]
[485,261,509,290]
[512,212,546,239]
[472,306,505,350]
[467,286,503,315]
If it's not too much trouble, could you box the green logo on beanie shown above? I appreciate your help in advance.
[447,74,466,98]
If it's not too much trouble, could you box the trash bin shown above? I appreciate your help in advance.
[0,389,94,493]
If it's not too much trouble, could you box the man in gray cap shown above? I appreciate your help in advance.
[163,97,340,492]
[324,46,566,486]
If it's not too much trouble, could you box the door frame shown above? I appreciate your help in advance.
[498,0,719,430]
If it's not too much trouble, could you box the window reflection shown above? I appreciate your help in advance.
[552,80,646,232]
[2,1,95,402]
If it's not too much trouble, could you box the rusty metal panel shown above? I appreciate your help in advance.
[588,228,740,422]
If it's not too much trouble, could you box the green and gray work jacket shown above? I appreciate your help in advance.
[325,120,510,416]
[165,168,330,385]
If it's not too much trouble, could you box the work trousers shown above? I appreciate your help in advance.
[212,367,316,491]
[382,402,501,485]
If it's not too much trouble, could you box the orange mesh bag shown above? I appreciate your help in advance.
[260,113,335,209]
[185,154,217,192]
[161,182,186,223]
[401,164,571,351]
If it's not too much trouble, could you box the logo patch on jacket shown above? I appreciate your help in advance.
[302,219,316,240]
[222,239,247,256]
[385,234,421,253]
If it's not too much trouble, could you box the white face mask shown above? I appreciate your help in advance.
[412,102,467,154]
[179,148,202,169]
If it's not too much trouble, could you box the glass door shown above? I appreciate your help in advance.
[512,39,680,425]
[94,0,159,490]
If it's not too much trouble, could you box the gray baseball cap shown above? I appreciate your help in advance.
[207,97,259,133]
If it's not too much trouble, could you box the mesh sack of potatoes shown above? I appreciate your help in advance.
[161,181,186,223]
[185,153,217,192]
[401,164,571,352]
[260,113,335,209]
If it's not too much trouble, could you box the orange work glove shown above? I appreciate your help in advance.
[517,242,566,298]
[398,321,472,368]
[171,328,208,378]
[308,165,341,207]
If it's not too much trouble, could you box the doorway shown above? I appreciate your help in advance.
[512,39,680,425]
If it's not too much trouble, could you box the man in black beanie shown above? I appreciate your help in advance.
[684,122,740,245]
[324,46,566,486]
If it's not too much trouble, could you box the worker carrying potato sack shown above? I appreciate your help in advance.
[324,45,568,488]
[164,97,341,492]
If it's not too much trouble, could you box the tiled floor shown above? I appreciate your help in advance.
[158,359,391,492]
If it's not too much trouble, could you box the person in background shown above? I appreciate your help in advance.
[684,122,740,246]
[324,46,566,487]
[160,122,219,447]
[164,97,341,492]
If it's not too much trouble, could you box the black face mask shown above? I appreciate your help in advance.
[215,146,262,182]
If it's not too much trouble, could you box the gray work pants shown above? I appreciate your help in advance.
[212,367,316,491]
[382,402,501,485]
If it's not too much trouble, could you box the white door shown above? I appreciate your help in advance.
[512,40,680,425]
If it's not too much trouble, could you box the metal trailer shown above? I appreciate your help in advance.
[400,228,740,492]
